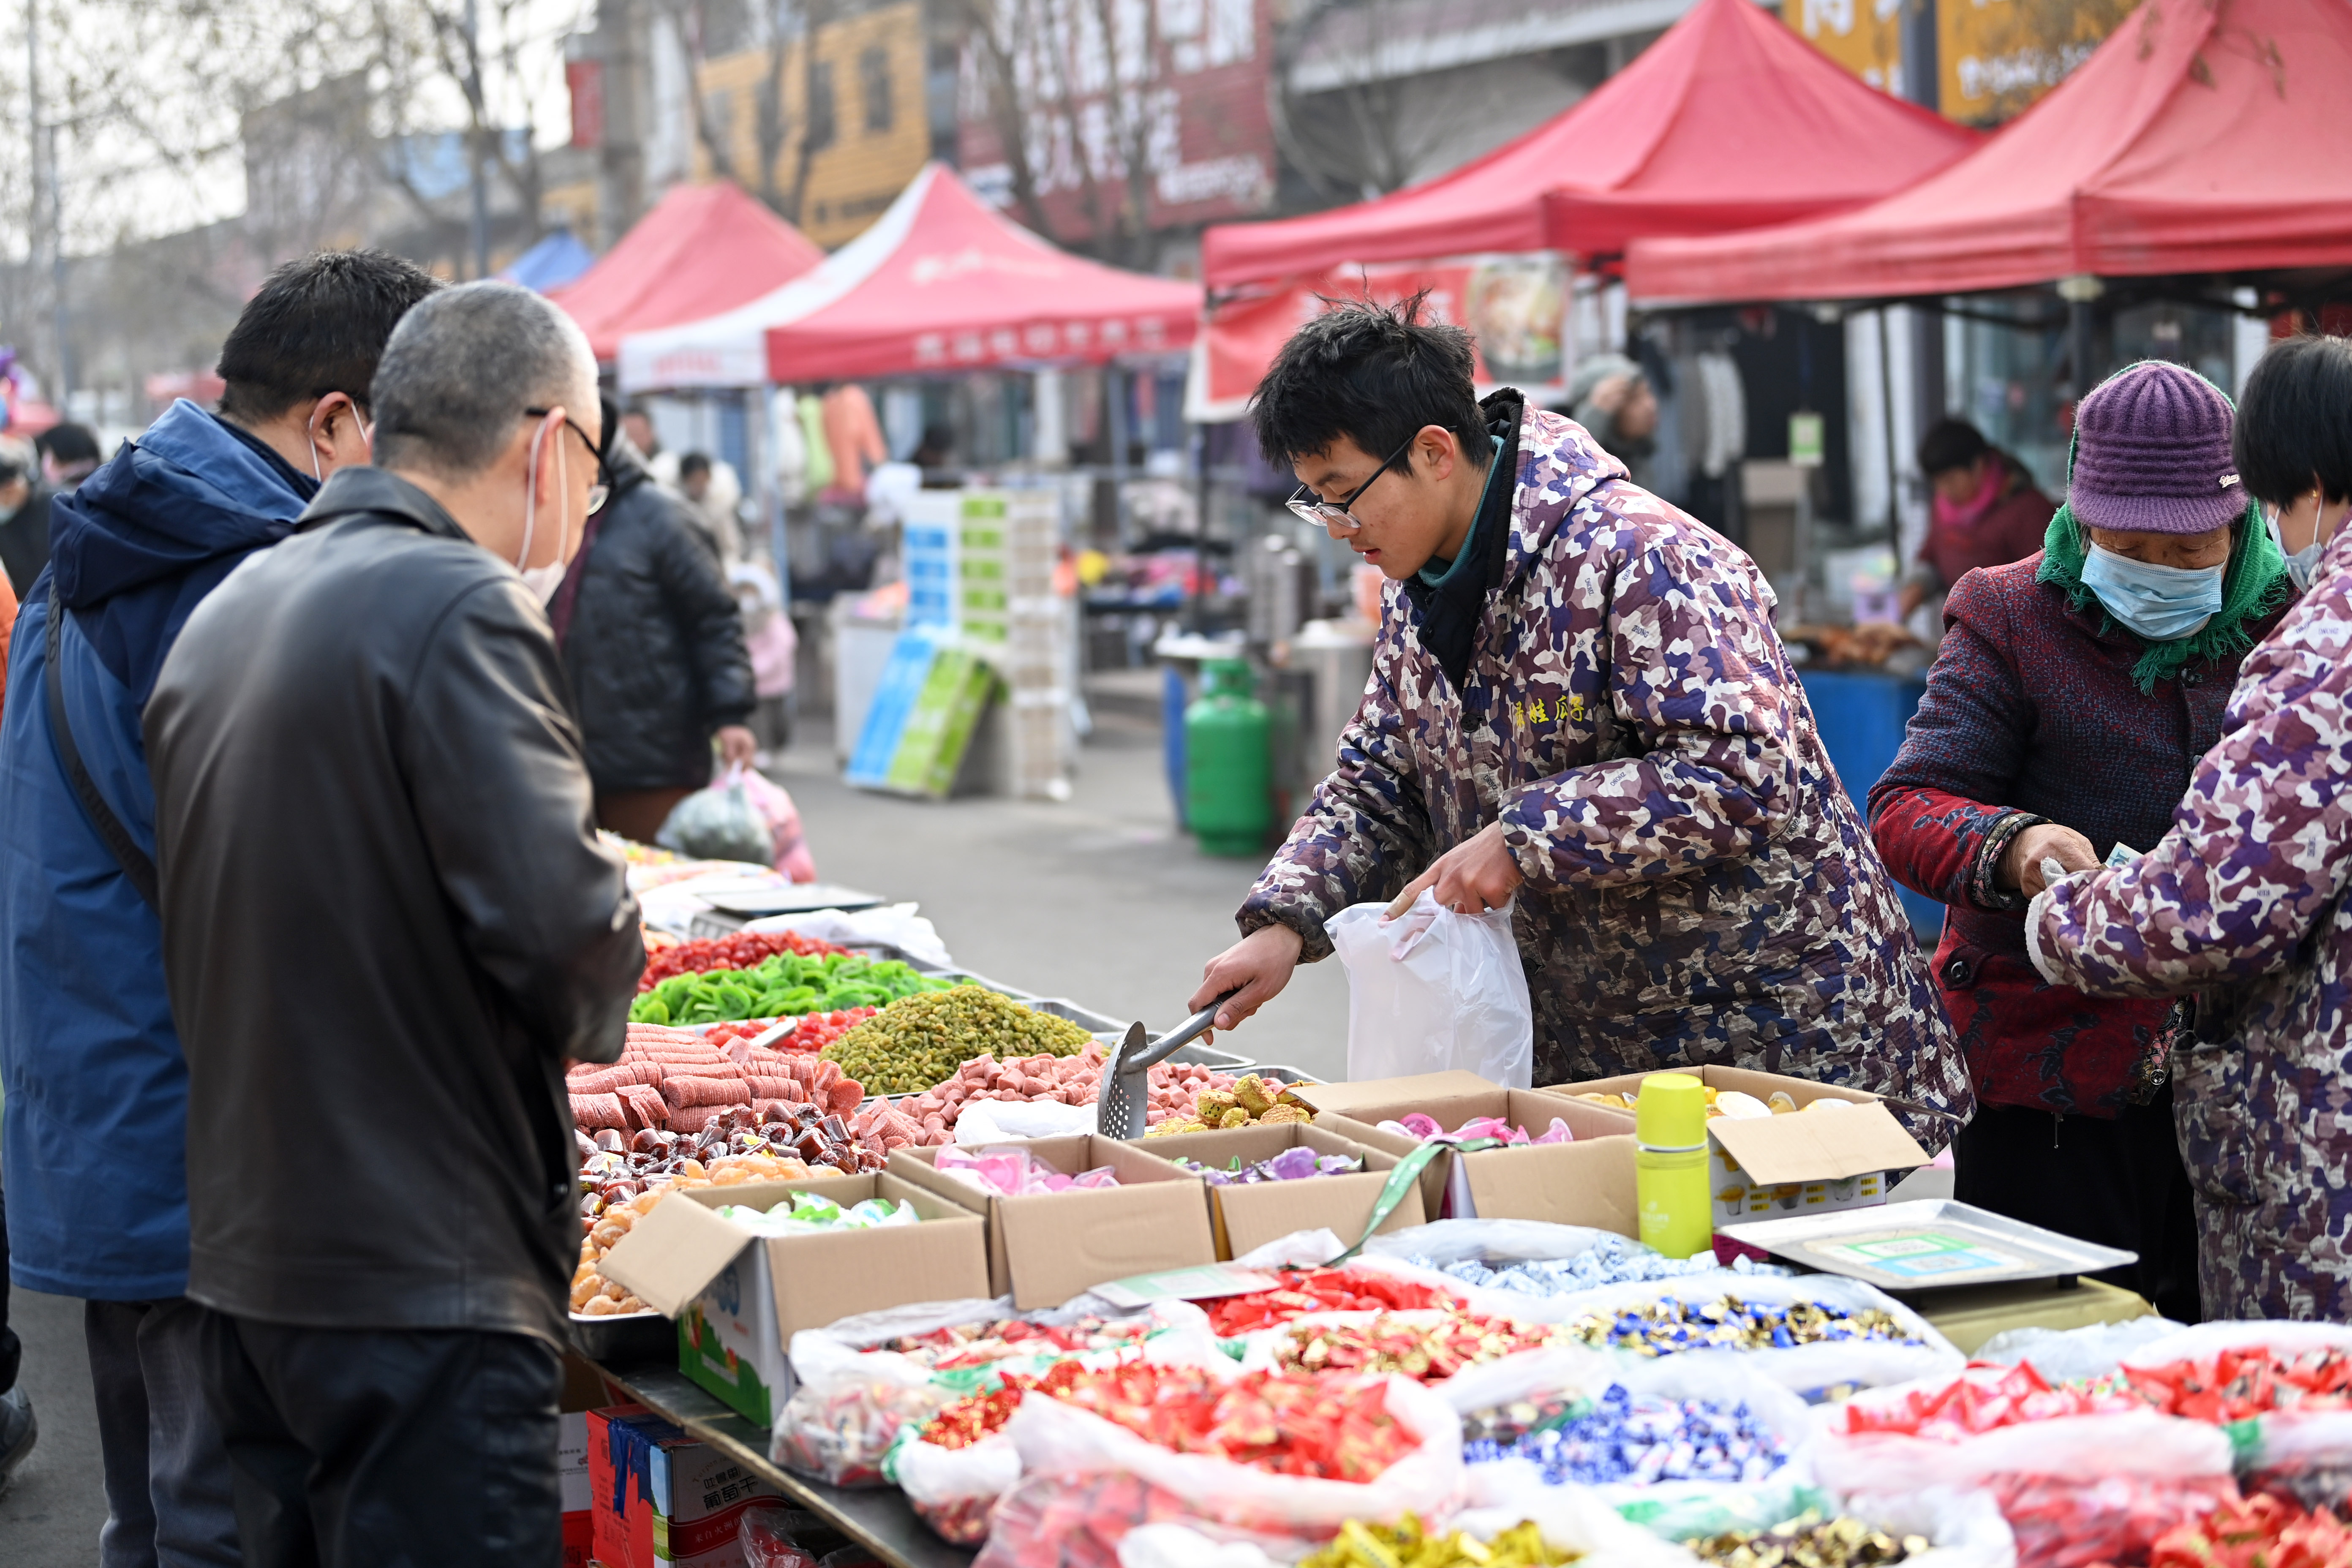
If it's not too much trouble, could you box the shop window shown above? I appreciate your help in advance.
[861,46,893,133]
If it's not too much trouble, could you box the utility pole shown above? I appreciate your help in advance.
[466,0,492,279]
[27,0,72,407]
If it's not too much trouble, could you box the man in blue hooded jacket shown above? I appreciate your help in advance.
[0,250,438,1568]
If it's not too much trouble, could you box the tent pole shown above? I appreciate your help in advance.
[2070,299,2098,405]
[1878,306,1903,588]
[763,381,791,604]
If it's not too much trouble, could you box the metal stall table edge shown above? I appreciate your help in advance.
[597,1360,976,1568]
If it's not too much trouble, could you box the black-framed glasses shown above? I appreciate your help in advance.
[1286,434,1416,535]
[525,407,613,514]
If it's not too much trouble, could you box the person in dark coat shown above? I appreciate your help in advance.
[1869,362,2294,1323]
[0,249,436,1567]
[553,409,758,843]
[144,281,642,1568]
[1896,419,2058,623]
[0,446,53,598]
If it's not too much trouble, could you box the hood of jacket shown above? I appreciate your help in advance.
[48,399,314,700]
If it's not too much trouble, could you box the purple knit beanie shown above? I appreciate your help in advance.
[2068,361,2246,534]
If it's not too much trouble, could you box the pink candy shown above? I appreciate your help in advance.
[1380,1113,1574,1146]
[936,1146,1121,1196]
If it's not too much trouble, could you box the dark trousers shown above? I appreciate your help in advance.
[1953,1083,2202,1323]
[84,1298,244,1568]
[195,1307,563,1568]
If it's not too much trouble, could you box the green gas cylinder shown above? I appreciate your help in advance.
[1185,659,1273,857]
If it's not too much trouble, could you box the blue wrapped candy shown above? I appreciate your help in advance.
[1414,1235,1786,1296]
[1464,1383,1788,1486]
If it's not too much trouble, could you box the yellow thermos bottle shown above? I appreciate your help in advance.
[1636,1072,1715,1260]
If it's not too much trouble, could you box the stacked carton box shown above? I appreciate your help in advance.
[958,491,1071,800]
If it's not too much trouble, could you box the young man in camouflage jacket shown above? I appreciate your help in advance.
[1191,300,1970,1128]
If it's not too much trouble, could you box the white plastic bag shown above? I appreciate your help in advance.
[1971,1316,2186,1383]
[744,901,953,968]
[656,766,773,863]
[1326,890,1533,1087]
[1835,1489,2018,1568]
[887,1429,1024,1544]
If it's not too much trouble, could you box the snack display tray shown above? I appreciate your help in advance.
[1718,1199,2137,1293]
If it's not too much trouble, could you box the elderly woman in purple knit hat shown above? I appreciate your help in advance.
[1869,361,2293,1322]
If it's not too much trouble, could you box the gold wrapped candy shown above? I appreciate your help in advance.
[1692,1513,1928,1568]
[1303,1514,1578,1568]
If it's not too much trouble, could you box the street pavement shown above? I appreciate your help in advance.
[0,688,1351,1564]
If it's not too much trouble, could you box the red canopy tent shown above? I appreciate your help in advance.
[1627,0,2352,303]
[1198,0,1978,289]
[618,163,1201,392]
[550,180,825,360]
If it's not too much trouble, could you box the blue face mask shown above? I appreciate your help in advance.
[2265,505,2327,592]
[2079,541,2226,642]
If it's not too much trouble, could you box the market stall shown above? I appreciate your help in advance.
[1187,0,1980,417]
[549,179,826,363]
[1622,0,2352,304]
[547,859,2345,1568]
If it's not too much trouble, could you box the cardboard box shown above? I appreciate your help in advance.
[1298,1083,1639,1235]
[890,1135,1216,1308]
[1133,1122,1425,1260]
[559,1410,591,1568]
[600,1173,990,1426]
[585,1404,782,1568]
[1548,1065,1931,1224]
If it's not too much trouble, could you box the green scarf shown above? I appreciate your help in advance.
[2035,400,2291,693]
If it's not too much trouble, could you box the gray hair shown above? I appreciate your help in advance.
[370,280,598,478]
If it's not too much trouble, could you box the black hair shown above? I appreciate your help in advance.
[1916,418,1991,479]
[35,422,99,465]
[215,250,441,423]
[916,422,954,460]
[2234,334,2352,508]
[1250,294,1487,474]
[679,452,712,479]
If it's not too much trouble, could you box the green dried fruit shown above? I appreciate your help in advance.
[818,987,1094,1094]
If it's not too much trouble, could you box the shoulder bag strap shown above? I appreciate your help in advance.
[44,580,160,910]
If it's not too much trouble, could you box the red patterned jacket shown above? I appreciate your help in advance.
[1867,555,2287,1116]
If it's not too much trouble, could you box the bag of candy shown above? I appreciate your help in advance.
[886,1427,1024,1545]
[1447,1347,1824,1543]
[977,1369,1466,1564]
[1820,1409,2235,1568]
[770,1295,1218,1482]
[1350,1220,1776,1322]
[1970,1316,2187,1383]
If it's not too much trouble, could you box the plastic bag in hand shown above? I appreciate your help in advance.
[656,769,774,864]
[1327,890,1533,1087]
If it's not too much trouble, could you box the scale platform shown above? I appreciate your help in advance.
[1718,1199,2137,1293]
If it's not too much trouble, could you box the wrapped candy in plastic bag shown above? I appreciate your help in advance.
[887,1428,1024,1545]
[1819,1410,2235,1568]
[977,1370,1466,1565]
[2115,1320,2352,1513]
[1970,1317,2186,1384]
[737,1505,822,1568]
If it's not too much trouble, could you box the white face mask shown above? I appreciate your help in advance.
[516,419,571,603]
[2266,500,2329,593]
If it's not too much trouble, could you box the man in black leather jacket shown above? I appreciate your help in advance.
[555,425,758,842]
[144,281,643,1568]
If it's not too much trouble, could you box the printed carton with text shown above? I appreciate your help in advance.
[586,1404,781,1568]
[1128,1121,1425,1259]
[1548,1064,1931,1222]
[1294,1075,1637,1235]
[599,1172,990,1426]
[889,1135,1216,1308]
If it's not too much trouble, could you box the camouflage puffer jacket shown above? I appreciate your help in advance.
[1240,404,1971,1130]
[2029,523,2352,1321]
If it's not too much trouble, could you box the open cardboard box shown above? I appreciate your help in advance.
[1134,1122,1424,1260]
[1548,1065,1931,1223]
[599,1172,989,1426]
[889,1135,1215,1308]
[1293,1080,1638,1235]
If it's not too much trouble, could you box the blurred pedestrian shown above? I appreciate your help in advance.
[675,451,743,563]
[2028,335,2352,1320]
[38,420,103,489]
[553,404,758,844]
[1565,351,1658,487]
[0,249,437,1568]
[1896,419,2057,623]
[1870,362,2292,1322]
[0,440,52,597]
[144,281,643,1568]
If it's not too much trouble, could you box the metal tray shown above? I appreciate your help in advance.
[703,884,888,919]
[1717,1199,2137,1293]
[567,1309,674,1363]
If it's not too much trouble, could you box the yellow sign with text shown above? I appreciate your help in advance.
[1785,0,1906,94]
[1940,0,2127,125]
